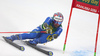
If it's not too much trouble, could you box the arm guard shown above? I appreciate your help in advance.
[42,23,49,30]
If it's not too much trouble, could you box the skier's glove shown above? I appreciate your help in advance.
[52,34,58,39]
[47,34,58,41]
[42,23,52,34]
[47,35,54,41]
[43,23,49,29]
[46,29,52,34]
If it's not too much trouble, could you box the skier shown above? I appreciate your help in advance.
[6,12,64,45]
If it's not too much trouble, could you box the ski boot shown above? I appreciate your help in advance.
[6,34,20,41]
[29,39,39,46]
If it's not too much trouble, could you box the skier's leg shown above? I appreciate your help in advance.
[38,34,54,43]
[29,34,53,45]
[6,26,42,41]
[29,38,39,46]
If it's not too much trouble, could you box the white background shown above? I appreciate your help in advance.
[0,0,100,56]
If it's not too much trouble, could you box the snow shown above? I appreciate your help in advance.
[0,0,100,56]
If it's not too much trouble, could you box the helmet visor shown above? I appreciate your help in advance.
[53,16,63,25]
[53,16,63,22]
[53,20,62,25]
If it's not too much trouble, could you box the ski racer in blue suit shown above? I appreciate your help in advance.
[6,12,64,45]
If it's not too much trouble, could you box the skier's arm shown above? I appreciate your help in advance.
[46,27,62,41]
[42,17,52,30]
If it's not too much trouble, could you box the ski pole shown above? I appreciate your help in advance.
[0,31,46,33]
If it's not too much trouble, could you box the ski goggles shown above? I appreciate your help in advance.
[53,20,62,25]
[53,16,63,25]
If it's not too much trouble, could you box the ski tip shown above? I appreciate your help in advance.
[3,36,6,40]
[20,46,25,51]
[48,51,53,56]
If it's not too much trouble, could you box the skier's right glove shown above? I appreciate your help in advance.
[42,23,52,34]
[42,23,49,30]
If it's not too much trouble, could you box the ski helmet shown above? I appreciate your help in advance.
[52,12,64,26]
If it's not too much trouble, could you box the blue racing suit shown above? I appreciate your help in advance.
[7,17,63,44]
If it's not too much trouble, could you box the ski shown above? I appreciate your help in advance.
[2,37,53,56]
[25,41,53,56]
[3,36,25,51]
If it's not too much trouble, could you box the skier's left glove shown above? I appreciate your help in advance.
[47,34,58,41]
[47,35,54,41]
[52,34,58,39]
